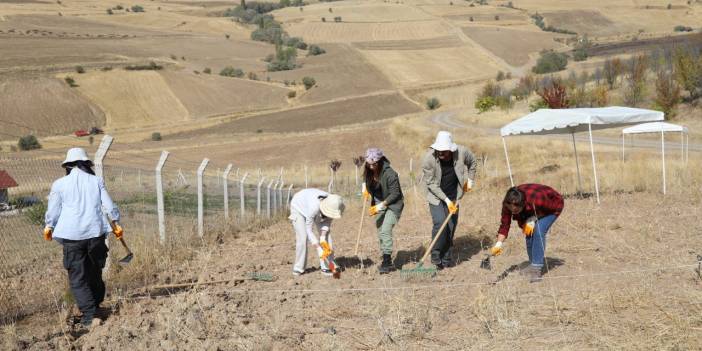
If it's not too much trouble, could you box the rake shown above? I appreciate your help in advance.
[400,207,456,279]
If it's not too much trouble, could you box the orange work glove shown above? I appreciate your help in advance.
[523,216,536,237]
[112,222,124,239]
[43,227,53,241]
[490,241,503,256]
[368,202,386,216]
[320,241,332,260]
[361,182,370,201]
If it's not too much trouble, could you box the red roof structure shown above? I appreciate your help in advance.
[0,170,18,189]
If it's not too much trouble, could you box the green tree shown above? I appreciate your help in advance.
[654,70,682,118]
[220,66,245,77]
[302,76,316,89]
[426,97,441,110]
[532,51,568,74]
[18,135,41,151]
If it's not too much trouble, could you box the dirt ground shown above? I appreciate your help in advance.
[6,189,702,350]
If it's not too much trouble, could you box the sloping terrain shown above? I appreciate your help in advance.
[462,26,567,66]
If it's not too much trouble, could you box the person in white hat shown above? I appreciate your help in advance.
[43,147,122,327]
[288,189,345,276]
[421,131,477,269]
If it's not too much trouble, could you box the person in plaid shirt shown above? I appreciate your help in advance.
[489,184,564,282]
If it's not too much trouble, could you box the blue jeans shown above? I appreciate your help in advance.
[526,214,556,268]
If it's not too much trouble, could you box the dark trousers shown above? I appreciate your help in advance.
[429,202,459,265]
[60,235,108,322]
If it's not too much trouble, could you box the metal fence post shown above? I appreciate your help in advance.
[272,180,278,216]
[239,172,249,221]
[286,184,294,209]
[266,179,274,218]
[223,164,232,220]
[156,151,169,244]
[256,176,265,216]
[278,181,284,209]
[197,158,209,238]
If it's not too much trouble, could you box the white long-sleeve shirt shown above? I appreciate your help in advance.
[44,168,120,240]
[289,188,332,245]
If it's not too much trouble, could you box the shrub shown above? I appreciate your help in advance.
[623,55,648,106]
[64,76,77,87]
[673,47,702,100]
[247,71,258,80]
[537,78,570,108]
[334,16,342,22]
[101,66,112,71]
[469,16,474,21]
[654,70,682,118]
[263,53,275,62]
[267,46,297,71]
[529,99,549,112]
[203,67,211,74]
[495,93,513,111]
[302,76,316,89]
[225,33,230,39]
[107,8,114,15]
[667,3,672,9]
[474,96,496,113]
[220,66,245,77]
[284,36,306,49]
[75,65,85,74]
[512,74,536,100]
[115,5,123,9]
[426,97,441,110]
[674,25,694,32]
[307,44,326,56]
[322,17,326,22]
[131,5,145,12]
[170,54,177,60]
[18,135,41,151]
[287,90,296,98]
[590,85,609,107]
[23,201,46,225]
[151,132,162,141]
[532,51,568,74]
[496,71,505,81]
[494,15,499,20]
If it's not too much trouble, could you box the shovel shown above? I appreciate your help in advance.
[106,218,133,265]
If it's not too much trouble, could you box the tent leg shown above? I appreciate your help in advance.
[681,131,684,162]
[572,133,583,193]
[588,123,600,204]
[662,131,666,195]
[502,137,514,187]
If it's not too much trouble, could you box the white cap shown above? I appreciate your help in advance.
[62,147,91,166]
[320,194,345,219]
[430,131,457,152]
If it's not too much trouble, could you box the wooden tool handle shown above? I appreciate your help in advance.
[418,207,455,264]
[353,199,367,256]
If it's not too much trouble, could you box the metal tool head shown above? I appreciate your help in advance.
[118,252,134,265]
[400,263,438,280]
[480,255,492,270]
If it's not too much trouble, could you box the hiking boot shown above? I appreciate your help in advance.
[320,269,333,277]
[292,270,304,277]
[378,254,394,274]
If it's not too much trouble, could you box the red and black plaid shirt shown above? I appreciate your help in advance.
[498,184,564,237]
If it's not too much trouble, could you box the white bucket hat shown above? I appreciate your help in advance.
[320,194,345,219]
[430,131,457,152]
[62,147,91,166]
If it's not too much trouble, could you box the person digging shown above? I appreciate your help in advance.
[361,148,404,274]
[422,131,477,270]
[43,148,123,328]
[490,184,564,282]
[288,189,345,277]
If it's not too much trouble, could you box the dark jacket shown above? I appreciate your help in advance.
[370,161,404,216]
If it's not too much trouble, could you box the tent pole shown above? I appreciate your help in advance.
[572,133,583,192]
[621,132,625,162]
[588,123,600,204]
[662,131,666,195]
[686,133,689,165]
[502,137,514,186]
[680,131,684,162]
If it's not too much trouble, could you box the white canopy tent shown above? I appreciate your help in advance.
[621,122,689,195]
[501,107,665,203]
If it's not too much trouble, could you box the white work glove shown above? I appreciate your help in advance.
[523,216,537,237]
[463,178,474,192]
[444,198,458,214]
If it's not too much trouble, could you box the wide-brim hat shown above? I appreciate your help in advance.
[62,147,91,166]
[430,131,458,152]
[320,194,345,219]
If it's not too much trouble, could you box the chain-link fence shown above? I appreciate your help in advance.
[0,146,296,325]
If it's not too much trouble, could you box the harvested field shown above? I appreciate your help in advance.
[274,2,434,23]
[95,11,251,38]
[75,70,189,129]
[171,93,421,136]
[283,21,452,43]
[352,35,463,50]
[360,46,501,86]
[462,26,567,66]
[0,14,163,37]
[160,70,290,119]
[540,10,624,37]
[445,13,526,22]
[0,77,105,141]
[265,44,394,103]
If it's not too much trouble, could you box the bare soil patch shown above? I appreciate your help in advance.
[170,93,421,136]
[462,26,567,66]
[540,10,622,37]
[0,77,105,141]
[283,21,452,43]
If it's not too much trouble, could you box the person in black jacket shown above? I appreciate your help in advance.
[361,148,404,274]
